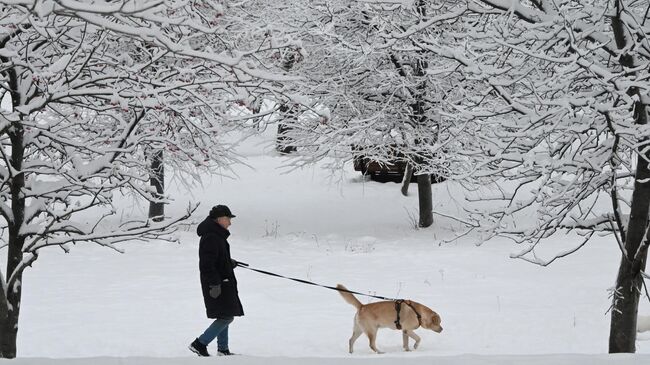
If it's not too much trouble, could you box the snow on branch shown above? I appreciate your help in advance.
[0,0,303,301]
[510,231,594,267]
[7,203,198,289]
[274,0,644,265]
[435,0,650,264]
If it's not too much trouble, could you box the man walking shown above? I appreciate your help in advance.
[189,204,243,356]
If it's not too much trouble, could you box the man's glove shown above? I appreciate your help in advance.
[209,285,221,299]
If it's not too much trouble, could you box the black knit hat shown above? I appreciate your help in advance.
[209,205,236,219]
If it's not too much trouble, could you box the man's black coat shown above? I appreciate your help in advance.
[197,217,244,318]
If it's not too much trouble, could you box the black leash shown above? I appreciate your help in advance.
[235,261,401,301]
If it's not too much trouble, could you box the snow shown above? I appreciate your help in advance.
[9,130,650,364]
[2,354,650,365]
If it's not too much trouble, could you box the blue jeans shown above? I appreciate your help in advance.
[198,317,234,351]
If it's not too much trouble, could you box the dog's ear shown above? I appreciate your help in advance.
[432,313,441,325]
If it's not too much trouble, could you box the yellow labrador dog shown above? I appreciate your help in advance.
[336,284,442,354]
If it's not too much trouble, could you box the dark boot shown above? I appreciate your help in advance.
[189,338,210,357]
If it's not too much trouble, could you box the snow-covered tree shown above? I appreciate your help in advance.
[0,0,297,358]
[259,0,474,228]
[270,0,648,351]
[407,0,650,353]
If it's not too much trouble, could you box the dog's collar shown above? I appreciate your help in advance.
[394,300,422,330]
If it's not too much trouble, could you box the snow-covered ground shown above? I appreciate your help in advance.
[8,130,650,364]
[3,354,650,365]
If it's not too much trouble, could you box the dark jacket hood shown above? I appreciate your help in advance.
[196,216,230,239]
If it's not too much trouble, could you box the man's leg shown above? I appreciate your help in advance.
[198,317,232,346]
[216,317,234,352]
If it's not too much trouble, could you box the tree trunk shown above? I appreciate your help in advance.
[0,298,18,358]
[417,173,433,228]
[0,267,15,358]
[148,149,164,222]
[609,258,644,352]
[1,122,26,359]
[1,231,23,358]
[608,1,650,352]
[609,146,650,352]
[608,99,650,353]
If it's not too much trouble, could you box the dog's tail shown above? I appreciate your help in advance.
[336,284,363,310]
